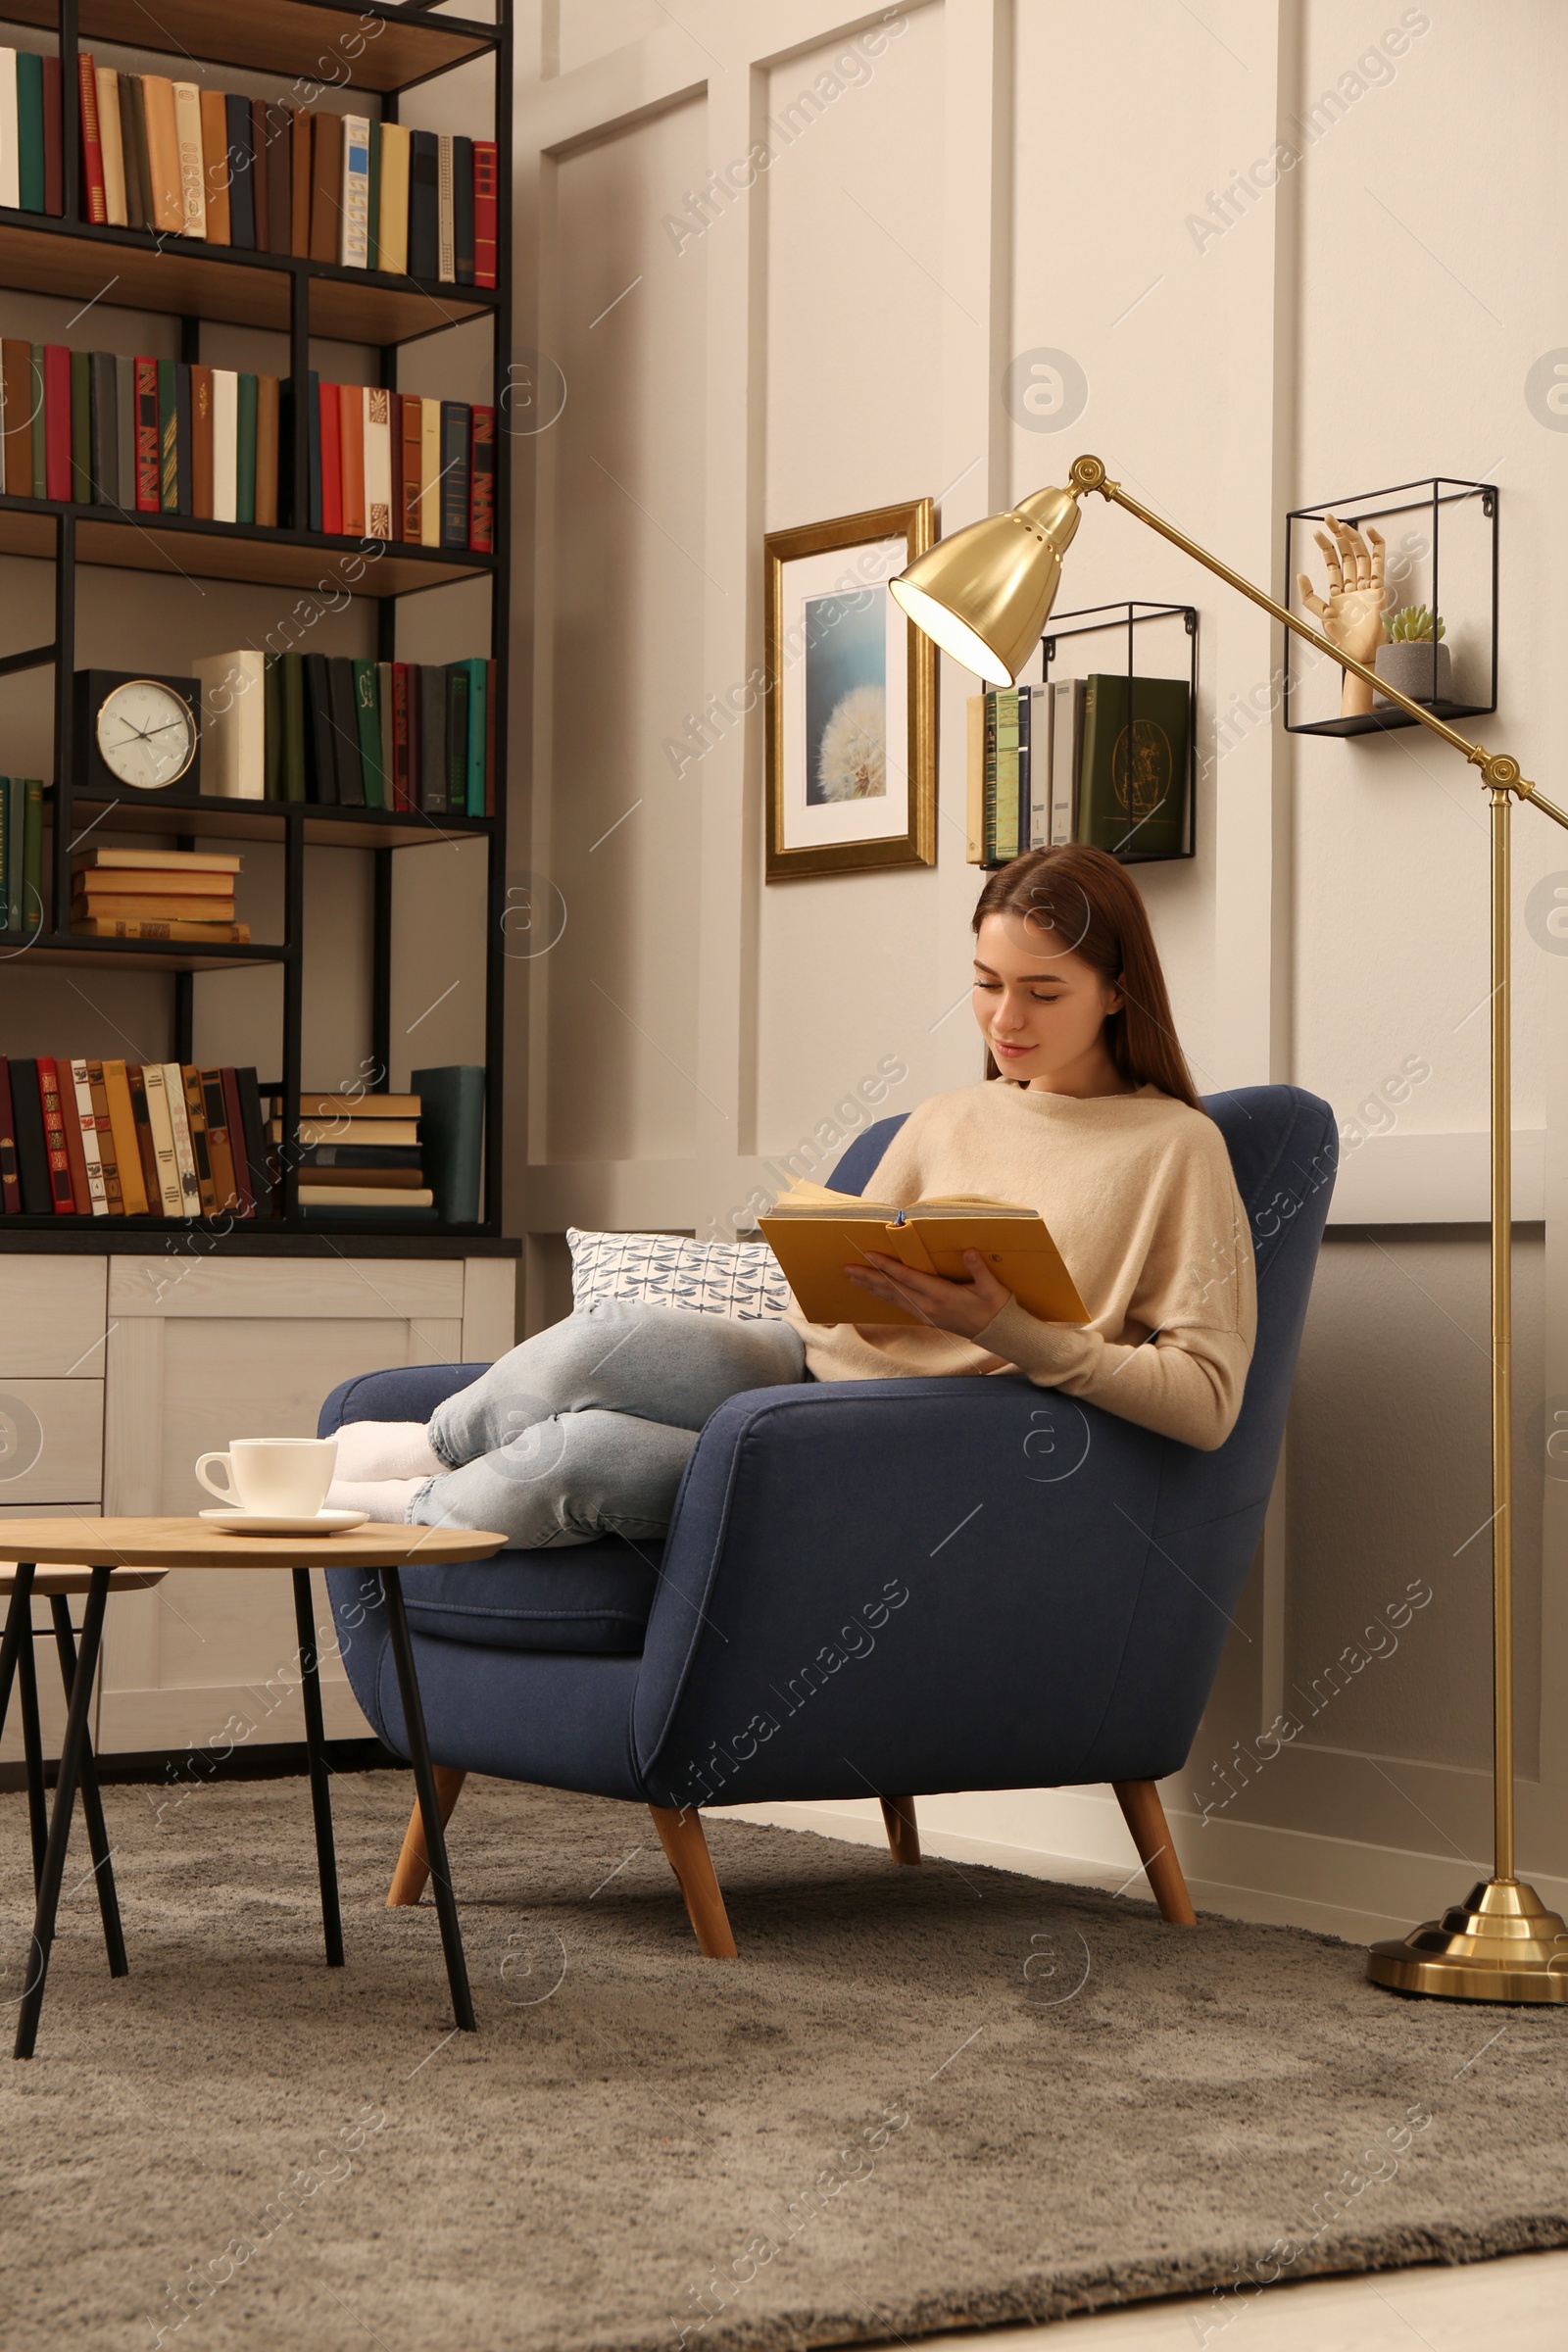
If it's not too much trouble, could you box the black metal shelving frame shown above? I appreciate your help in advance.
[1037,600,1199,865]
[0,0,514,1244]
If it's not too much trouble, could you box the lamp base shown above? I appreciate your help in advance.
[1367,1877,1568,2003]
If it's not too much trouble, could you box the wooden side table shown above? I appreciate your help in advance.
[0,1518,505,2059]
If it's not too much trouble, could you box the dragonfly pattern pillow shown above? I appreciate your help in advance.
[566,1229,793,1322]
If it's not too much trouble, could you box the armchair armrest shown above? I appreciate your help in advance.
[632,1376,1178,1808]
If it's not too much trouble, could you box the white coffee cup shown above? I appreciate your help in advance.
[195,1438,338,1517]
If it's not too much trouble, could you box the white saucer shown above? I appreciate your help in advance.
[199,1508,370,1537]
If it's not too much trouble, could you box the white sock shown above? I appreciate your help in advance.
[331,1420,444,1481]
[327,1475,428,1523]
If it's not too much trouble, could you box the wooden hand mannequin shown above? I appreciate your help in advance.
[1298,514,1387,717]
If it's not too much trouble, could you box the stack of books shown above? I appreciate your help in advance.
[965,674,1191,866]
[0,777,47,935]
[195,650,494,813]
[0,46,63,217]
[0,345,492,554]
[271,1090,432,1213]
[74,61,498,285]
[0,1056,270,1218]
[71,848,247,943]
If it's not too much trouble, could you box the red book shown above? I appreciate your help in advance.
[77,54,107,224]
[43,344,72,501]
[220,1065,254,1216]
[472,141,498,289]
[318,378,341,535]
[404,662,420,808]
[134,357,160,511]
[468,405,494,554]
[35,1059,76,1213]
[42,54,63,216]
[390,662,412,810]
[484,656,496,818]
[338,381,365,538]
[398,393,421,540]
[0,1058,20,1213]
[59,1069,93,1213]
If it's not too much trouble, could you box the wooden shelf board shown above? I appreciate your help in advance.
[68,794,492,849]
[0,1225,517,1253]
[1,1,496,93]
[0,217,492,343]
[0,932,284,972]
[0,501,490,595]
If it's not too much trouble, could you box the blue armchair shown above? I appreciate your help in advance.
[321,1085,1335,1955]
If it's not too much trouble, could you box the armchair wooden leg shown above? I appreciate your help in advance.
[387,1766,467,1908]
[1112,1779,1197,1927]
[880,1794,920,1865]
[649,1805,738,1957]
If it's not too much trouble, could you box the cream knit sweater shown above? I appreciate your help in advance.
[785,1080,1255,1450]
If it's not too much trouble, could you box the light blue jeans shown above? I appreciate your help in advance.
[411,1301,808,1548]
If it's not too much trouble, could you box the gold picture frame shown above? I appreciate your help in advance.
[764,498,937,882]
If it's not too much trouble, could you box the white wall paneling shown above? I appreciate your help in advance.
[512,1,1568,1928]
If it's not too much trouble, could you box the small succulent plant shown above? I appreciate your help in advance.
[1387,603,1446,643]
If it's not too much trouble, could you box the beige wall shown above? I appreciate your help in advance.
[511,0,1568,1936]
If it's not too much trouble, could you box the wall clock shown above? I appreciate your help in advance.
[73,670,202,799]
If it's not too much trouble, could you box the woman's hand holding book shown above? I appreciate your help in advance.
[844,1248,1014,1340]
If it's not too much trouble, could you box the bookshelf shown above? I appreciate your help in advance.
[0,0,514,1244]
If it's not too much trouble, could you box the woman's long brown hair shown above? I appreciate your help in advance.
[971,845,1202,1110]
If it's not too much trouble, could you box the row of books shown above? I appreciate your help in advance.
[965,675,1192,866]
[0,777,45,935]
[71,847,245,944]
[267,1090,430,1208]
[75,61,499,285]
[0,345,496,552]
[0,1057,274,1218]
[198,653,495,815]
[0,48,63,216]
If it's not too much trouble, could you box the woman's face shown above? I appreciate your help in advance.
[971,910,1124,1091]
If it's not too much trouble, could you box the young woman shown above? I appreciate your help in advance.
[328,846,1254,1544]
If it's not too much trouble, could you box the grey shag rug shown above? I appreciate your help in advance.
[4,1773,1568,2351]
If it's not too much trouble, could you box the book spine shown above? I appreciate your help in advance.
[220,1065,254,1215]
[134,355,159,511]
[419,662,446,813]
[9,1060,50,1212]
[77,52,107,223]
[1,342,27,495]
[64,1057,97,1212]
[318,379,341,535]
[190,362,213,517]
[96,65,125,225]
[0,51,20,213]
[175,359,192,514]
[235,371,257,523]
[115,352,134,507]
[36,1058,76,1213]
[70,348,90,504]
[327,658,365,805]
[264,654,282,799]
[254,370,279,528]
[280,652,307,801]
[126,1064,163,1213]
[310,107,340,264]
[408,129,438,278]
[378,122,410,275]
[40,52,61,215]
[88,1061,123,1212]
[143,74,183,233]
[485,657,496,818]
[120,73,147,229]
[364,385,392,540]
[44,343,72,501]
[74,916,250,941]
[201,85,229,244]
[157,357,177,512]
[377,661,395,813]
[465,658,486,817]
[179,1064,215,1214]
[0,1056,19,1215]
[290,107,312,258]
[103,1058,148,1214]
[201,1068,238,1211]
[22,778,41,932]
[391,662,411,810]
[212,367,237,522]
[225,91,254,249]
[250,96,271,253]
[337,379,364,537]
[366,118,379,271]
[340,113,369,267]
[304,652,336,804]
[438,402,468,550]
[353,658,384,809]
[472,140,498,288]
[399,393,421,540]
[453,133,473,285]
[16,51,43,213]
[447,665,468,809]
[468,406,494,554]
[143,1063,186,1214]
[172,79,206,237]
[235,1066,273,1219]
[88,349,115,506]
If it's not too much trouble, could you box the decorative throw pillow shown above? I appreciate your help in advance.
[565,1229,793,1322]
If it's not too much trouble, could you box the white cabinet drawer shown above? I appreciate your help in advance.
[0,1257,108,1377]
[0,1378,104,1502]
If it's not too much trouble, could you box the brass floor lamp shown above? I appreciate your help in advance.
[891,451,1568,2004]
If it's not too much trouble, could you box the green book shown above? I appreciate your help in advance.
[235,372,258,523]
[352,658,384,808]
[16,51,44,214]
[367,121,380,272]
[28,345,45,498]
[445,665,469,810]
[157,360,178,514]
[22,779,44,934]
[1076,672,1191,861]
[462,658,486,816]
[411,1064,483,1224]
[70,351,91,504]
[3,777,21,932]
[263,655,282,799]
[279,652,307,802]
[0,776,9,931]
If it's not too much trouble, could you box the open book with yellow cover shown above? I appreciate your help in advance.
[758,1181,1090,1328]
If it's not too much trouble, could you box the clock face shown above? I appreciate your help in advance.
[96,678,198,793]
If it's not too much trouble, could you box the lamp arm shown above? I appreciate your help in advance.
[1065,455,1568,835]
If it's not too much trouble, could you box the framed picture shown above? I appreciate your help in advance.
[764,498,937,881]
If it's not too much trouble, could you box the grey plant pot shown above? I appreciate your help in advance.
[1374,639,1453,709]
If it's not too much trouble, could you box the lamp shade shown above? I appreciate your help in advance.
[889,485,1082,686]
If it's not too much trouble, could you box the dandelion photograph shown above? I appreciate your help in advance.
[764,498,937,880]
